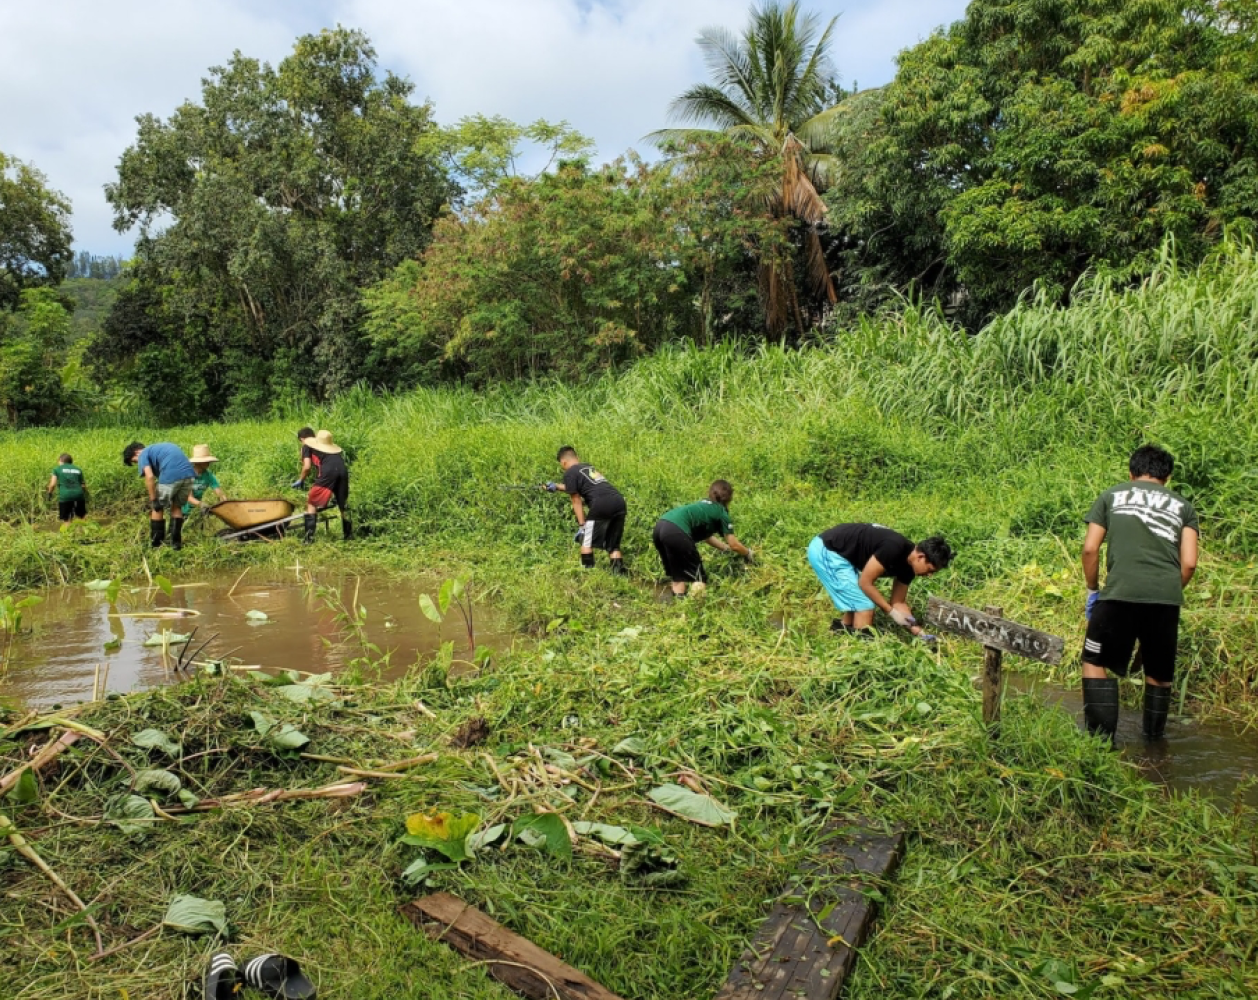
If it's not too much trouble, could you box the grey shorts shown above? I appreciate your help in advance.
[155,478,194,512]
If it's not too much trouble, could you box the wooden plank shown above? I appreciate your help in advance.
[982,605,1004,725]
[400,892,626,1000]
[715,822,905,1000]
[926,597,1064,665]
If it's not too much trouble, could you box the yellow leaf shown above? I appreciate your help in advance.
[1045,767,1066,779]
[828,933,853,948]
[406,811,455,838]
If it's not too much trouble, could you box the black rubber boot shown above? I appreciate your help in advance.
[170,518,184,551]
[609,557,626,576]
[149,519,165,549]
[580,552,595,569]
[341,516,353,541]
[1142,683,1171,740]
[1082,677,1120,744]
[303,514,317,544]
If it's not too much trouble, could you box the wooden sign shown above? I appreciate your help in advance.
[926,598,1064,665]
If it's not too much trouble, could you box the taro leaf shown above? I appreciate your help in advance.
[465,823,507,856]
[154,575,173,598]
[7,769,38,805]
[402,812,481,863]
[133,769,182,799]
[104,794,155,836]
[142,631,190,647]
[177,789,199,809]
[84,579,113,591]
[245,610,270,622]
[400,859,457,888]
[513,813,571,859]
[132,729,181,757]
[248,712,309,751]
[541,747,577,770]
[611,737,646,757]
[162,894,227,936]
[275,684,337,706]
[249,711,278,736]
[438,578,453,616]
[418,593,442,624]
[103,638,122,654]
[105,580,123,604]
[647,784,736,828]
[572,822,639,848]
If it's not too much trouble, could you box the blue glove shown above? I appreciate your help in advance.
[574,528,585,544]
[291,479,305,489]
[545,482,559,493]
[1085,590,1099,620]
[917,633,938,646]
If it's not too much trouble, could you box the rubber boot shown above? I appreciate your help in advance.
[1142,683,1171,740]
[341,516,353,541]
[170,518,184,551]
[580,552,595,569]
[303,514,317,545]
[1082,677,1119,744]
[609,557,626,577]
[149,519,165,549]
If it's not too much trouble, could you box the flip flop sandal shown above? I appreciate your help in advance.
[203,952,241,999]
[243,954,317,999]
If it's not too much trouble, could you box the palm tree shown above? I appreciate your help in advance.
[651,1,844,334]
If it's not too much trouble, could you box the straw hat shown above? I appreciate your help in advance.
[190,444,219,463]
[301,430,343,455]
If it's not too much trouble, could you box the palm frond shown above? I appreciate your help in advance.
[694,26,761,117]
[666,84,763,131]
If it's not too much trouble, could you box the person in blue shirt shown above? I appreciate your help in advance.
[122,441,196,550]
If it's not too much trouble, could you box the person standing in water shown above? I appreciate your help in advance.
[1081,445,1199,743]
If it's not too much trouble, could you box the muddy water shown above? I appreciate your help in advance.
[0,572,505,708]
[1007,673,1258,809]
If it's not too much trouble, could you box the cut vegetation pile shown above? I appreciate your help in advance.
[2,248,1257,997]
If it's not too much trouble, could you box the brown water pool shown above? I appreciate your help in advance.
[0,571,506,708]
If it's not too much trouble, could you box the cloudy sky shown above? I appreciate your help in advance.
[1,0,968,256]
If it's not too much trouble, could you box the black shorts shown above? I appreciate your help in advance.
[1082,600,1181,684]
[58,497,86,521]
[580,508,625,553]
[653,519,705,584]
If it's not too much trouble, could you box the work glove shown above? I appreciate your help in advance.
[149,500,163,513]
[1085,589,1099,620]
[743,549,755,563]
[889,608,916,629]
[916,633,939,646]
[290,479,306,489]
[574,528,585,544]
[545,482,559,493]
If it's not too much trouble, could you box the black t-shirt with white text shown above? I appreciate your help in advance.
[562,463,625,517]
[819,523,915,584]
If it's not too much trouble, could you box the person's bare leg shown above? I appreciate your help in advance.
[851,609,876,629]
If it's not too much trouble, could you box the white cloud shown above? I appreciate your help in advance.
[0,0,966,255]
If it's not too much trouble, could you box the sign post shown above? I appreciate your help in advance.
[925,597,1065,726]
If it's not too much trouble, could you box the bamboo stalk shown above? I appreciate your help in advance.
[91,663,101,702]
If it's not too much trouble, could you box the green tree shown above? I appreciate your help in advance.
[652,0,845,334]
[103,28,455,414]
[0,151,72,312]
[0,288,73,425]
[826,0,1258,322]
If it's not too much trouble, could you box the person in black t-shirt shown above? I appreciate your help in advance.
[300,430,351,543]
[545,446,627,575]
[292,426,317,488]
[806,523,953,639]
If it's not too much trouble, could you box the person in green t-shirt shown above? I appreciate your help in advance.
[47,453,88,522]
[183,444,227,518]
[1080,445,1199,744]
[652,480,753,597]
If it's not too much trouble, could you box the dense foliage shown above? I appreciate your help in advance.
[0,151,72,313]
[826,0,1258,323]
[98,28,454,418]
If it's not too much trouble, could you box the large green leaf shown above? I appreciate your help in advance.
[402,811,480,863]
[513,813,572,858]
[418,593,442,624]
[437,578,454,615]
[133,769,182,799]
[142,631,189,647]
[162,894,227,936]
[245,609,270,622]
[249,712,310,751]
[153,575,174,598]
[7,769,38,805]
[84,579,113,591]
[132,729,181,756]
[104,794,155,836]
[275,684,337,706]
[647,784,736,827]
[572,822,640,848]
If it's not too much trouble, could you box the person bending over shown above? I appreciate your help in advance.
[47,453,88,522]
[122,441,195,550]
[300,430,351,543]
[807,523,952,639]
[183,444,227,517]
[653,480,753,598]
[545,446,627,575]
[1081,445,1198,743]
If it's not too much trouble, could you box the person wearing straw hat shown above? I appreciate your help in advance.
[183,444,227,518]
[300,429,351,543]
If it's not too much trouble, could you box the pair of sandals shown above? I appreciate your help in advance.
[205,953,316,999]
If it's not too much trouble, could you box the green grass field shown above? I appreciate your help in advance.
[2,249,1256,998]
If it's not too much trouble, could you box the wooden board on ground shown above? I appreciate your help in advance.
[926,597,1064,665]
[715,822,906,1000]
[401,891,626,1000]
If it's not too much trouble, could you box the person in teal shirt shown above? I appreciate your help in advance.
[652,480,754,597]
[46,453,88,522]
[183,444,227,517]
